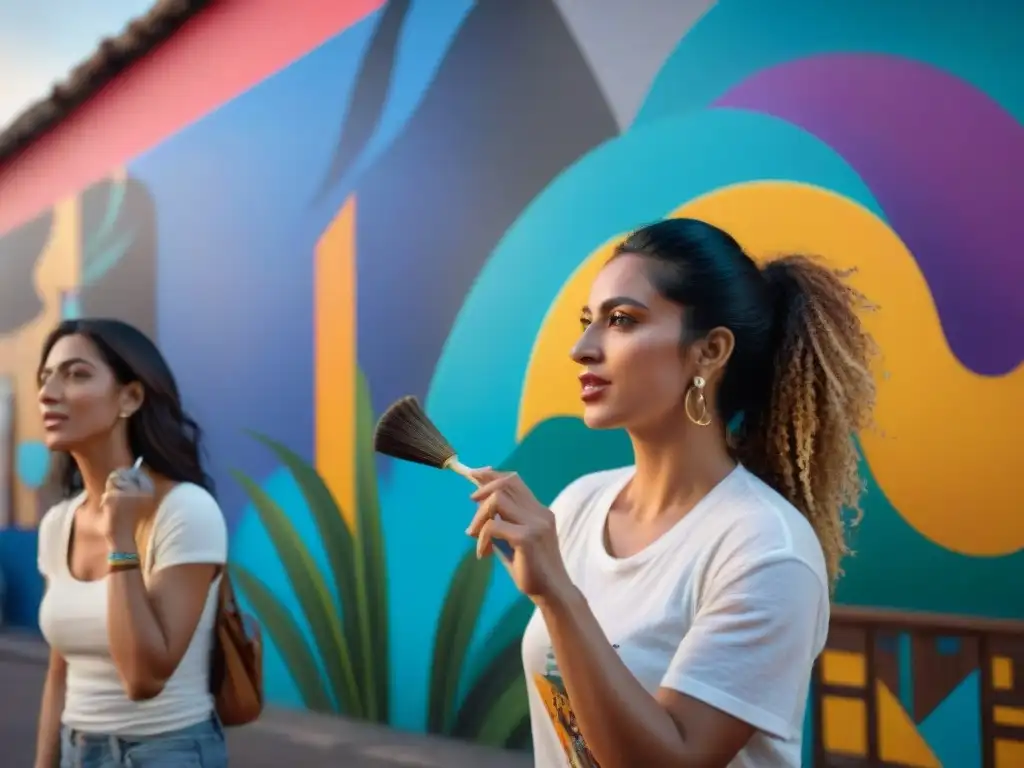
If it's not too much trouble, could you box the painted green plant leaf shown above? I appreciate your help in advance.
[231,470,362,715]
[427,546,494,734]
[245,431,367,716]
[472,670,531,748]
[456,647,530,748]
[236,367,392,723]
[230,411,626,744]
[504,717,534,751]
[229,563,334,712]
[460,596,534,695]
[450,598,534,746]
[355,369,390,721]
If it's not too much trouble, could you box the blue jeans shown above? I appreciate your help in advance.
[60,714,227,767]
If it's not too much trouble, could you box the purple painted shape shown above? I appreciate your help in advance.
[717,53,1023,376]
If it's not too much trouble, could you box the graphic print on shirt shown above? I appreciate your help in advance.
[533,645,619,768]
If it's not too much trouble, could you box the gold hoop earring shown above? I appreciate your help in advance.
[684,376,712,427]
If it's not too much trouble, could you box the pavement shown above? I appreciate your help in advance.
[0,630,533,767]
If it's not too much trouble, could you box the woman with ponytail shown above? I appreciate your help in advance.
[465,219,876,767]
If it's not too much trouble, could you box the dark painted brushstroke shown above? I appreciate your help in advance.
[505,716,534,751]
[354,0,618,428]
[0,212,51,333]
[315,0,412,201]
[78,177,158,341]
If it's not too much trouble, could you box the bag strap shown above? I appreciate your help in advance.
[217,569,244,619]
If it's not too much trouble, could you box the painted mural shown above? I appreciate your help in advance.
[0,0,1021,765]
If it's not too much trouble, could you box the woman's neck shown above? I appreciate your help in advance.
[624,414,736,522]
[72,440,134,510]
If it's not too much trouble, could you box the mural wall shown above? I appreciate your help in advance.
[1,1,1021,765]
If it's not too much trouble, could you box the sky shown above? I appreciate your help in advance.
[0,0,156,130]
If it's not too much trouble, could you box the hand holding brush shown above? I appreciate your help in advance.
[373,397,576,603]
[464,468,576,605]
[372,396,516,560]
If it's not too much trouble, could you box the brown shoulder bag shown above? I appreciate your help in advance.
[210,571,265,726]
[129,473,263,727]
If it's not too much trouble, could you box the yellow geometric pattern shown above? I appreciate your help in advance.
[993,656,1014,691]
[819,649,940,766]
[822,649,867,688]
[995,738,1024,767]
[876,681,940,767]
[823,695,867,757]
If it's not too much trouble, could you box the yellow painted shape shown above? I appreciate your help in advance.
[0,194,80,527]
[876,680,940,767]
[822,695,867,756]
[518,234,625,441]
[517,181,1023,555]
[314,196,357,530]
[993,656,1014,690]
[994,706,1024,727]
[822,650,867,688]
[995,739,1024,768]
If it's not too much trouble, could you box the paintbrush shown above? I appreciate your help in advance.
[373,396,513,561]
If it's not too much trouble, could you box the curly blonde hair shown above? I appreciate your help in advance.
[736,255,878,587]
[617,221,878,590]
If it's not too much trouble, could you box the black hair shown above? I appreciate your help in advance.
[38,318,214,499]
[615,218,877,585]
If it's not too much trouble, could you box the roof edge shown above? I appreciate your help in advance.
[0,0,212,165]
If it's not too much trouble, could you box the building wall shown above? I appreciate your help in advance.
[1,1,1022,764]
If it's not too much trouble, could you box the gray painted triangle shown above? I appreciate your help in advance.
[552,0,717,131]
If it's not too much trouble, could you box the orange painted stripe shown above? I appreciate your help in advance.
[314,196,357,529]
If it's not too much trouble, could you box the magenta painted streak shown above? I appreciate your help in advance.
[716,53,1023,376]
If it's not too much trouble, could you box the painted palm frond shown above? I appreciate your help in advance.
[244,432,367,714]
[230,470,362,715]
[229,408,615,740]
[232,368,391,723]
[229,563,334,712]
[449,597,534,749]
[426,545,535,749]
[427,547,493,734]
[457,595,535,705]
[354,369,389,721]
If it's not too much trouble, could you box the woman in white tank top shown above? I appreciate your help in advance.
[464,219,877,767]
[33,318,228,768]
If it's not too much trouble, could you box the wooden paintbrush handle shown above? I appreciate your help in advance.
[446,460,515,562]
[446,459,477,484]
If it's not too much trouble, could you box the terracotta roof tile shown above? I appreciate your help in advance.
[0,0,211,165]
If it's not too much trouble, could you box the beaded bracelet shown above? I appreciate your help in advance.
[108,551,141,572]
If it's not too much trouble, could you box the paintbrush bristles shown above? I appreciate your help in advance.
[373,396,457,469]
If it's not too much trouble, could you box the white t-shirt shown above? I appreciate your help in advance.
[37,482,228,736]
[521,464,829,768]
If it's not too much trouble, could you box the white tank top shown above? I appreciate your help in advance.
[37,483,228,735]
